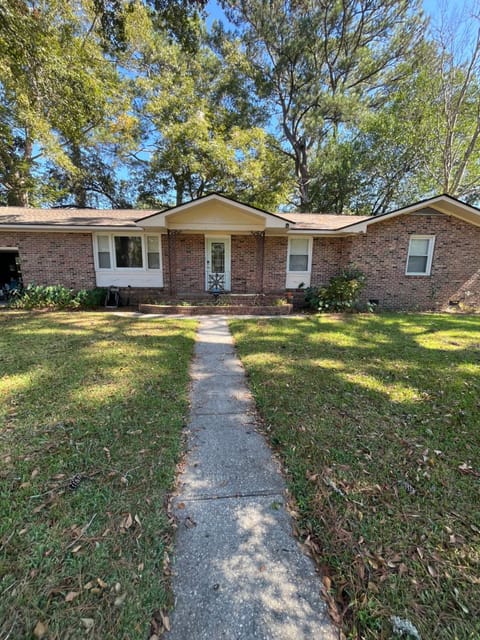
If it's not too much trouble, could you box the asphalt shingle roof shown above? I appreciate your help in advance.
[0,206,372,231]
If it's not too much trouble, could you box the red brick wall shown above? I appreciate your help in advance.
[0,231,95,290]
[311,237,349,285]
[263,237,288,293]
[346,212,480,310]
[172,234,204,293]
[231,235,257,292]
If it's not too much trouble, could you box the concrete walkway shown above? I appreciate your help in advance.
[168,317,338,639]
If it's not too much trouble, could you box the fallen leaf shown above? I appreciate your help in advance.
[114,593,127,607]
[322,575,332,590]
[138,562,144,572]
[184,517,196,529]
[84,581,94,590]
[31,468,40,480]
[259,564,266,572]
[177,502,185,510]
[134,514,141,526]
[81,618,94,632]
[427,565,437,578]
[97,578,108,589]
[72,545,82,554]
[122,513,133,529]
[33,621,47,638]
[65,591,79,602]
[160,612,171,632]
[33,504,47,514]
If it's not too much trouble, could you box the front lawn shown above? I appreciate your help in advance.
[230,314,480,640]
[0,312,196,639]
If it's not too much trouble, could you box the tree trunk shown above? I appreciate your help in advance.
[6,134,32,207]
[71,144,87,208]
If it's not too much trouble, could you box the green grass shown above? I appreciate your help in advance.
[0,311,196,640]
[230,314,480,640]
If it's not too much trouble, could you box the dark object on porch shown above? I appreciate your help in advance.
[208,273,225,303]
[105,286,120,308]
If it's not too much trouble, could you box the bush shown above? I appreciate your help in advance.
[305,266,367,312]
[9,285,107,310]
[74,287,107,308]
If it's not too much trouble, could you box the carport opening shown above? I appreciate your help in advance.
[0,250,22,291]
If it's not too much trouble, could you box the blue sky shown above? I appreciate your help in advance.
[205,1,459,26]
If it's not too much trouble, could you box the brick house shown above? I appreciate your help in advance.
[0,192,479,310]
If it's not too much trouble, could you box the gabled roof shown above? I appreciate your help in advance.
[337,194,480,232]
[138,192,292,229]
[0,193,479,233]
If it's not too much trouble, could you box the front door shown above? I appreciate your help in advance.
[205,237,231,291]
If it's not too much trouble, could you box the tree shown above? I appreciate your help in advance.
[222,0,426,210]
[0,0,133,207]
[417,7,480,201]
[129,11,293,209]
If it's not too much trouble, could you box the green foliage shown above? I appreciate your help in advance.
[1,0,479,212]
[131,13,294,209]
[305,266,367,312]
[74,287,108,308]
[224,0,426,210]
[9,285,107,310]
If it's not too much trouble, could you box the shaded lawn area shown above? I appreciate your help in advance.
[0,312,196,639]
[230,314,480,640]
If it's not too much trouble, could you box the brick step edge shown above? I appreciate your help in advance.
[138,304,293,316]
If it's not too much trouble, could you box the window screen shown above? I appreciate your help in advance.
[407,237,434,274]
[97,235,111,269]
[147,236,160,269]
[289,238,309,271]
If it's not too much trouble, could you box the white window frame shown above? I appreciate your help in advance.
[93,233,162,272]
[286,236,313,289]
[406,235,435,276]
[287,237,313,274]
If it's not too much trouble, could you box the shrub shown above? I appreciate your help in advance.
[305,266,367,312]
[9,285,107,310]
[74,287,107,308]
[9,284,75,310]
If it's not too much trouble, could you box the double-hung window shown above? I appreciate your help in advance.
[288,238,311,272]
[97,235,111,268]
[95,234,161,271]
[286,237,312,288]
[406,235,435,276]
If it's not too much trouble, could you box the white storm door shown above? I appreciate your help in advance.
[205,237,231,291]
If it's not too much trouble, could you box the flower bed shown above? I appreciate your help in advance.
[139,303,293,315]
